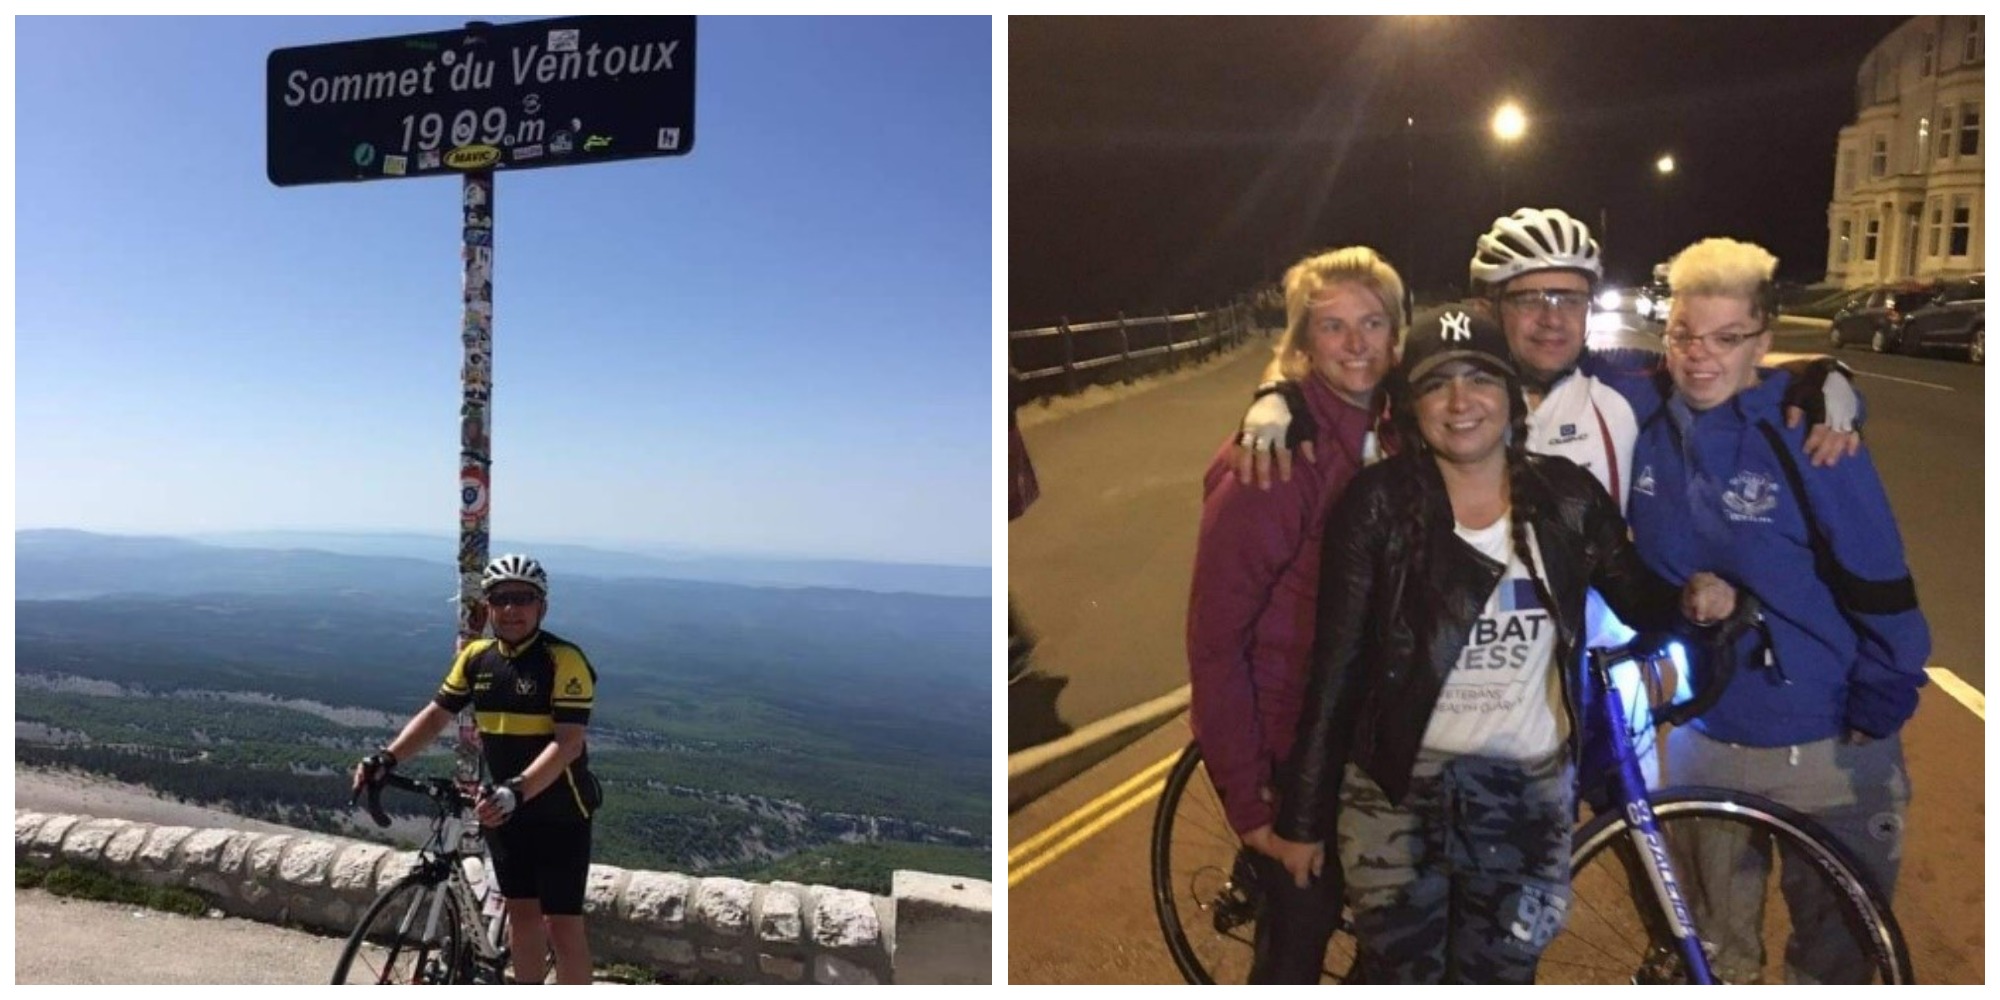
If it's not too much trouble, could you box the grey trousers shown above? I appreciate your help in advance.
[1662,725,1910,984]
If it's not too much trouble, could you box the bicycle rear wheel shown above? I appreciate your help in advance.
[1542,789,1913,984]
[333,874,468,985]
[1149,742,1355,983]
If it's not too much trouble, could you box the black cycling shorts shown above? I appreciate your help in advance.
[485,820,592,916]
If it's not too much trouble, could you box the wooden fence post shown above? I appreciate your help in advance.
[1059,317,1077,397]
[1116,312,1132,385]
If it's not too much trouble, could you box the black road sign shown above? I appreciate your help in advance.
[267,16,694,187]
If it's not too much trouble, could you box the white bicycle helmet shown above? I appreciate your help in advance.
[482,553,548,596]
[1469,207,1603,288]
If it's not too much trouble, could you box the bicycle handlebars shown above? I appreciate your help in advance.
[353,770,486,829]
[1589,591,1764,732]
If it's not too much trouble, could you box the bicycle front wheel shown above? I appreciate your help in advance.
[1149,742,1355,984]
[1541,789,1913,984]
[333,874,468,985]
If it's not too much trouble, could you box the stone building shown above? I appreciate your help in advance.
[1825,15,1984,287]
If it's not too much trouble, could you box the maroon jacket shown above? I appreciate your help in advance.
[1187,374,1383,835]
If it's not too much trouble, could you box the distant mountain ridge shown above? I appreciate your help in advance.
[19,529,990,599]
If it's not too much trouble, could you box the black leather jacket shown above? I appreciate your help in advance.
[1274,451,1684,844]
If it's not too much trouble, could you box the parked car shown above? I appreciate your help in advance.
[1636,281,1672,323]
[1896,274,1983,364]
[1829,284,1939,353]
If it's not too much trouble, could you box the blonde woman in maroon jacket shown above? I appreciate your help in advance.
[1186,245,1403,982]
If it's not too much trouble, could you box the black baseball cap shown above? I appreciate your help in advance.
[1400,305,1516,385]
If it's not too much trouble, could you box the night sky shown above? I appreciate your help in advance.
[1010,15,1912,328]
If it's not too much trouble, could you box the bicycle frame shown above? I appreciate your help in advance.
[363,774,513,980]
[1586,643,1715,984]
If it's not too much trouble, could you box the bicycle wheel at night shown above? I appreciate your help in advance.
[1149,742,1356,984]
[1541,789,1913,985]
[332,874,468,985]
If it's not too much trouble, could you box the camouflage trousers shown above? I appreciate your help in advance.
[1337,749,1574,984]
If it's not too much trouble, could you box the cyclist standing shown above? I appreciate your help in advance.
[1627,237,1929,983]
[353,553,603,986]
[1187,246,1403,982]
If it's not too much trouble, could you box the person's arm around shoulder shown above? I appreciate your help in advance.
[1772,357,1865,467]
[1232,381,1318,489]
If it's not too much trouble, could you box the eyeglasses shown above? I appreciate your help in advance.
[1498,289,1592,314]
[1664,329,1764,352]
[486,591,542,608]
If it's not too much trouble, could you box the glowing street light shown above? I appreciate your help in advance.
[1492,101,1527,206]
[1657,153,1676,176]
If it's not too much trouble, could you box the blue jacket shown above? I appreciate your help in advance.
[1626,371,1929,745]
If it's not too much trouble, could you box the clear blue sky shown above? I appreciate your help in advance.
[15,16,993,566]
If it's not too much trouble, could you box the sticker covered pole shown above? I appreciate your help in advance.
[455,163,495,785]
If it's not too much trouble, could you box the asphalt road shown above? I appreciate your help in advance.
[1009,314,1985,757]
[1006,312,1985,983]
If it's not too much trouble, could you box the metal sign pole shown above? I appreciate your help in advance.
[455,166,495,785]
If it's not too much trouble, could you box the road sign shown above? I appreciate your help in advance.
[267,16,695,187]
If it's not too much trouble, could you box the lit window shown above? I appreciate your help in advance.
[1917,116,1930,159]
[1949,196,1971,256]
[1959,101,1981,156]
[1838,220,1853,264]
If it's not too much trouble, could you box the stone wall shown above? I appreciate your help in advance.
[15,810,990,985]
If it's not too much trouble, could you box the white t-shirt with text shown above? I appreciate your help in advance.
[1420,517,1566,760]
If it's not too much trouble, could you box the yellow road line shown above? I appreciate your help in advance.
[1009,747,1184,887]
[1008,749,1178,866]
[1925,666,1984,720]
[1009,776,1167,888]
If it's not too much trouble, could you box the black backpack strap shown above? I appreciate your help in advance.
[1753,422,1917,615]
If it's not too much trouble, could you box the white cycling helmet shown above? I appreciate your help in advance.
[1469,207,1603,288]
[482,553,548,596]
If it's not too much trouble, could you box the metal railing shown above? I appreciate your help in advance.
[1008,298,1265,400]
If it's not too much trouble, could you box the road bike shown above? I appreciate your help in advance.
[331,771,519,985]
[1150,623,1913,984]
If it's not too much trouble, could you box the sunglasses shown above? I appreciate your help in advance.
[486,591,543,608]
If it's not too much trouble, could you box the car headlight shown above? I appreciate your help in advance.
[1596,289,1622,311]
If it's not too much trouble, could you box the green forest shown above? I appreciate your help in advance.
[17,686,989,895]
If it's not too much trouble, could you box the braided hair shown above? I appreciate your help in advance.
[1394,367,1556,631]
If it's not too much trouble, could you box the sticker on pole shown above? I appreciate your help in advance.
[267,15,696,187]
[461,466,490,519]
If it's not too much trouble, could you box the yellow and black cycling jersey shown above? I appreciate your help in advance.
[435,629,602,823]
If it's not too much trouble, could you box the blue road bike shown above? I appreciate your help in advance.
[1151,617,1913,984]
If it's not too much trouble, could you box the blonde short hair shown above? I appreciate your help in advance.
[1666,238,1780,321]
[1271,246,1405,382]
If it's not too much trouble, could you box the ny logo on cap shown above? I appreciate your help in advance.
[1440,311,1473,342]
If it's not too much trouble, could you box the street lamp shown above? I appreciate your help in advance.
[1492,101,1527,207]
[1655,153,1675,263]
